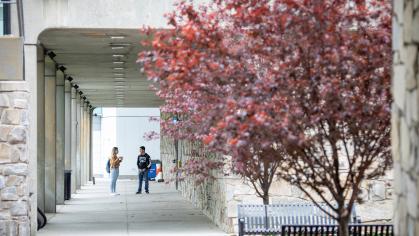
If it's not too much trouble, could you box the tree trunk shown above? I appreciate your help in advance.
[338,217,349,236]
[262,194,269,205]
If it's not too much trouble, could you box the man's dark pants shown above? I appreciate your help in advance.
[138,169,149,193]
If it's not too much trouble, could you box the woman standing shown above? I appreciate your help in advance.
[109,147,123,195]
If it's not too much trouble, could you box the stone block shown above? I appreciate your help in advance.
[393,0,404,24]
[394,196,408,236]
[233,182,255,195]
[227,200,238,218]
[358,187,369,202]
[394,163,403,195]
[370,181,386,201]
[408,216,415,236]
[391,110,400,161]
[291,185,304,198]
[406,45,418,68]
[392,20,403,54]
[385,181,394,199]
[0,109,20,125]
[406,178,417,218]
[413,11,419,42]
[7,127,26,144]
[400,119,412,171]
[0,220,17,236]
[357,200,394,223]
[0,143,11,164]
[9,147,20,163]
[404,1,413,43]
[0,200,13,209]
[393,50,401,65]
[225,188,234,201]
[0,125,12,142]
[16,184,27,196]
[3,163,28,176]
[19,110,28,126]
[393,65,406,109]
[18,149,27,163]
[416,220,419,236]
[0,176,4,190]
[406,90,419,123]
[13,99,27,109]
[0,186,18,200]
[0,211,10,220]
[10,201,27,216]
[5,175,24,187]
[0,94,10,108]
[0,82,28,92]
[18,221,30,236]
[406,76,417,90]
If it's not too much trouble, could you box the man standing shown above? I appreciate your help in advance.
[136,146,151,194]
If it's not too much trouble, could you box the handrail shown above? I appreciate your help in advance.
[37,208,47,230]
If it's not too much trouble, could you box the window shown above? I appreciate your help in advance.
[0,3,4,35]
[0,2,10,35]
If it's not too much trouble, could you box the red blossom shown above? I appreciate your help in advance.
[139,1,392,233]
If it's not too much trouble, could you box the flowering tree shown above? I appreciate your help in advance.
[261,1,392,233]
[139,0,284,204]
[139,0,392,234]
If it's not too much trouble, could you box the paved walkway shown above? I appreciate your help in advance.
[38,178,226,236]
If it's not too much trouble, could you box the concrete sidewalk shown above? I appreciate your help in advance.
[37,178,227,236]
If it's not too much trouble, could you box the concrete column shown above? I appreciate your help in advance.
[76,95,81,189]
[83,106,87,183]
[80,102,85,185]
[86,106,91,182]
[55,70,65,205]
[70,87,77,193]
[27,44,42,234]
[44,57,56,213]
[89,110,93,180]
[64,81,71,172]
[84,105,89,183]
[36,48,45,212]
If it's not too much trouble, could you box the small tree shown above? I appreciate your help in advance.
[220,0,392,234]
[139,0,283,204]
[139,1,392,234]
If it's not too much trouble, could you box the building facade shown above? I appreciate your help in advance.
[392,0,419,235]
[0,0,417,235]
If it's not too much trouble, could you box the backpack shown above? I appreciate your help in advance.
[106,159,110,173]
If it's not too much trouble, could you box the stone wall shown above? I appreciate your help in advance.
[161,137,394,234]
[0,81,30,236]
[392,1,419,235]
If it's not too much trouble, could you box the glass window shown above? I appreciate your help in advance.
[0,3,4,35]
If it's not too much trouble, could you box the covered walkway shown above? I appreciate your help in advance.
[37,179,226,236]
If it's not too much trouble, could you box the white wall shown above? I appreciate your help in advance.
[93,108,160,177]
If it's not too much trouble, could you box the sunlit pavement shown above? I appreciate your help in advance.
[38,178,227,236]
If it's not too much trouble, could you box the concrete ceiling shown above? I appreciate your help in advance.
[39,28,162,108]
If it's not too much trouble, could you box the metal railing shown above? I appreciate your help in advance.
[281,224,394,236]
[238,203,360,236]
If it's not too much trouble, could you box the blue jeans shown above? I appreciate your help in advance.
[110,168,119,193]
[138,169,149,193]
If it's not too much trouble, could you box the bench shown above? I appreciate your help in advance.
[237,203,360,236]
[281,224,394,236]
